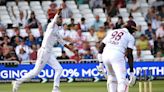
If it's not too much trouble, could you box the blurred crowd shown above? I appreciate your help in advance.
[0,0,164,63]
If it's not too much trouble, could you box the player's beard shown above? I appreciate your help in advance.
[57,22,62,26]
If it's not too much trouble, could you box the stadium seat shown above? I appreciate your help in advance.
[84,13,94,19]
[20,29,28,38]
[42,1,51,7]
[7,1,16,7]
[141,50,152,56]
[30,28,41,38]
[132,12,142,17]
[66,0,76,5]
[81,9,92,15]
[55,0,63,7]
[18,1,28,7]
[93,8,103,15]
[71,8,80,14]
[119,8,128,13]
[120,12,129,17]
[67,4,77,10]
[6,29,15,38]
[30,1,41,6]
[73,13,82,19]
[0,6,7,10]
[79,4,89,10]
[111,17,118,24]
[142,55,154,61]
[63,18,71,24]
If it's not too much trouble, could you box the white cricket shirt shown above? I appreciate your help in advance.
[102,28,135,55]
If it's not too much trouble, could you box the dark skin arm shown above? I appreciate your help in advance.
[127,48,134,72]
[98,42,106,63]
[98,42,106,54]
[64,44,75,53]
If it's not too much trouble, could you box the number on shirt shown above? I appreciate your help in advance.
[111,31,124,41]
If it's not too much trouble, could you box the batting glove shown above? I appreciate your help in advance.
[129,72,136,87]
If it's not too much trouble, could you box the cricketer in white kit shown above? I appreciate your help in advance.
[97,20,137,92]
[12,8,74,92]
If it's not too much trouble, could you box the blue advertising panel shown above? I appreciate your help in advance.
[0,62,164,80]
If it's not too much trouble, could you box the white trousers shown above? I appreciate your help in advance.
[17,47,63,88]
[102,51,128,92]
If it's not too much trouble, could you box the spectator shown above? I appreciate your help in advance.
[115,16,124,29]
[96,26,106,41]
[90,41,100,58]
[10,24,23,47]
[35,31,43,48]
[70,49,82,63]
[1,36,10,45]
[69,18,75,27]
[61,2,73,18]
[11,6,28,28]
[154,37,164,55]
[30,44,37,63]
[145,7,156,23]
[25,34,37,47]
[57,51,69,60]
[15,40,32,56]
[134,25,144,39]
[90,0,103,9]
[70,25,87,49]
[154,51,164,61]
[79,17,88,32]
[158,6,164,21]
[47,2,57,23]
[144,23,156,49]
[79,41,90,55]
[128,14,134,21]
[11,36,21,48]
[130,0,140,12]
[83,48,94,59]
[0,22,5,39]
[0,46,4,60]
[92,15,104,31]
[59,24,72,44]
[151,15,161,29]
[69,24,78,42]
[4,51,18,61]
[156,23,164,38]
[26,11,42,29]
[136,34,150,50]
[17,48,30,62]
[136,34,151,60]
[86,27,98,46]
[115,0,126,8]
[2,43,12,59]
[106,0,119,17]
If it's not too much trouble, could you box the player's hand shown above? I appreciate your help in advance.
[129,72,136,87]
[57,7,62,15]
[96,63,104,74]
[97,54,102,62]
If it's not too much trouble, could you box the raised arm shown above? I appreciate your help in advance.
[11,6,16,18]
[48,8,62,28]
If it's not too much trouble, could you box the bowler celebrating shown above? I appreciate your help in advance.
[12,8,74,92]
[97,20,137,92]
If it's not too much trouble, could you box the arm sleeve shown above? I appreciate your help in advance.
[48,14,59,29]
[128,35,135,49]
[102,34,109,44]
[57,31,66,46]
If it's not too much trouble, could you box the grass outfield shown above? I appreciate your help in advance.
[0,80,164,92]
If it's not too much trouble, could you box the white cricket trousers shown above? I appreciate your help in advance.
[102,50,128,92]
[17,47,63,88]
